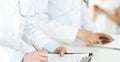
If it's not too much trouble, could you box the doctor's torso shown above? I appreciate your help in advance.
[89,0,120,34]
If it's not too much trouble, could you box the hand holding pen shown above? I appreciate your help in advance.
[31,42,48,62]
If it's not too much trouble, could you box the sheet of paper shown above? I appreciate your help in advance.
[48,53,90,62]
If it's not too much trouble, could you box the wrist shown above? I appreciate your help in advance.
[76,29,83,40]
[43,42,60,53]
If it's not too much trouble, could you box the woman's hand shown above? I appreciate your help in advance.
[91,5,106,21]
[76,29,102,45]
[93,5,106,13]
[95,33,113,44]
[54,47,67,56]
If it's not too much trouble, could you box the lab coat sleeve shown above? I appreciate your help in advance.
[22,27,61,52]
[0,38,25,62]
[19,0,78,44]
[19,0,61,52]
[0,36,23,50]
[39,18,78,43]
[0,46,25,62]
[43,42,60,52]
[10,51,25,62]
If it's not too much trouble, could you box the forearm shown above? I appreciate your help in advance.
[103,10,120,24]
[91,10,97,21]
[90,7,97,21]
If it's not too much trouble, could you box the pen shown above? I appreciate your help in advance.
[31,42,40,51]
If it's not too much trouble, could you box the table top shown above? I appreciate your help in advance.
[17,34,120,62]
[64,34,120,62]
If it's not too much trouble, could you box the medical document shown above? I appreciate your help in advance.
[48,53,91,62]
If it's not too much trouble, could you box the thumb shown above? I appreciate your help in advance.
[60,49,66,56]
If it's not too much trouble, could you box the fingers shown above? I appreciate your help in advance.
[88,38,102,45]
[87,33,103,45]
[95,33,113,44]
[39,56,48,62]
[94,5,100,11]
[88,39,94,44]
[60,48,67,56]
[94,5,99,9]
[76,30,105,45]
[97,39,103,45]
[23,51,48,62]
[35,51,48,62]
[87,34,100,44]
[33,54,47,62]
[85,40,91,45]
[96,33,113,41]
[104,34,113,41]
[54,47,67,56]
[38,51,48,57]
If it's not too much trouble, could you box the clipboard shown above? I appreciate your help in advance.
[48,53,92,62]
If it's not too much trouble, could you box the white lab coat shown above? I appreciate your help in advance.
[0,46,25,62]
[47,0,82,28]
[19,0,82,51]
[47,0,97,42]
[47,0,89,45]
[0,46,15,62]
[0,0,22,51]
[0,0,28,62]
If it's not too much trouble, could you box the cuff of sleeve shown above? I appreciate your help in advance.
[70,27,78,42]
[10,51,25,62]
[43,42,60,53]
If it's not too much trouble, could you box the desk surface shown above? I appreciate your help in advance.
[21,34,120,62]
[64,34,120,62]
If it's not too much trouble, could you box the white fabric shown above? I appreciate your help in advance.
[10,51,25,62]
[89,0,120,34]
[0,0,27,62]
[0,46,25,62]
[0,0,17,38]
[43,42,60,52]
[0,0,22,50]
[19,0,79,50]
[0,46,15,62]
[47,0,82,28]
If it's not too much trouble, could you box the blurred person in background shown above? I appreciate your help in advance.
[89,0,120,34]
